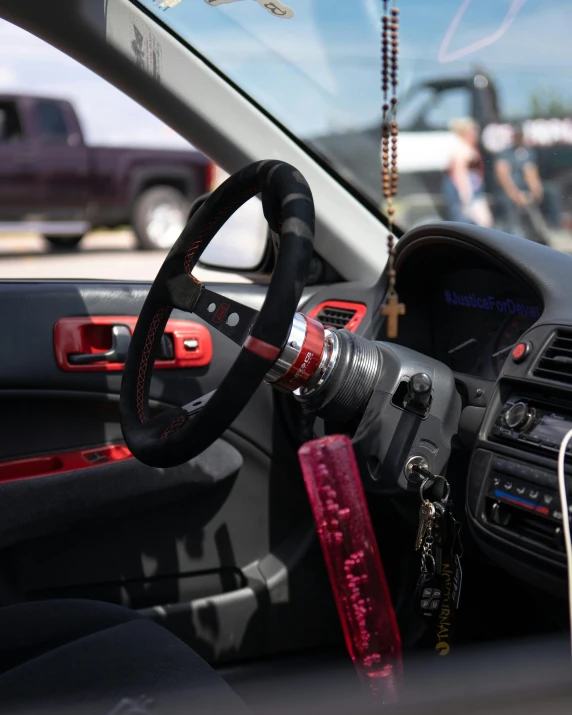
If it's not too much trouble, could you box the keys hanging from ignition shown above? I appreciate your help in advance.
[416,499,436,551]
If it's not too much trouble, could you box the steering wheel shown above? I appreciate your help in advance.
[120,160,315,468]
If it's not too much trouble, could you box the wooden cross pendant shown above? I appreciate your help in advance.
[381,293,405,339]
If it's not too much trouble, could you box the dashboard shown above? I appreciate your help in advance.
[431,268,541,380]
[388,240,544,382]
[307,221,572,599]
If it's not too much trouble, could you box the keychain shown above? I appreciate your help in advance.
[414,477,445,619]
[412,470,463,655]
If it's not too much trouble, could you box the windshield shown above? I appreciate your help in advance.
[139,0,572,245]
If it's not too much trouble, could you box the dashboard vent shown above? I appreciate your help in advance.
[533,330,572,385]
[315,306,357,330]
[308,301,367,332]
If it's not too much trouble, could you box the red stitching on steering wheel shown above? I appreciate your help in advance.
[184,239,203,280]
[161,414,186,439]
[136,306,168,423]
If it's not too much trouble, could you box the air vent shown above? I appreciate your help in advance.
[316,306,357,329]
[308,301,367,333]
[533,330,572,385]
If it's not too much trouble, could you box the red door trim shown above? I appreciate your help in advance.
[0,444,133,484]
[54,316,213,372]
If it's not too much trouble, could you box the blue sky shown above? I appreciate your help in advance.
[142,0,572,132]
[1,0,571,147]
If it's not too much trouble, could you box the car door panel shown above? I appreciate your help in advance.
[0,279,339,664]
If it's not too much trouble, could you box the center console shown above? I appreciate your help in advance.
[467,324,572,592]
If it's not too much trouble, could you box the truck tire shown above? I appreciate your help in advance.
[132,186,190,251]
[45,235,84,251]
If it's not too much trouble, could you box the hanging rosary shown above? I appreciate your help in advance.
[380,0,405,339]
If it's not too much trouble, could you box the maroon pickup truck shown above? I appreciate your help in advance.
[0,94,213,250]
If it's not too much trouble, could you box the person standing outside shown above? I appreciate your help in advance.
[494,124,555,243]
[442,117,493,227]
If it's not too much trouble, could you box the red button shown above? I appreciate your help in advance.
[512,342,530,363]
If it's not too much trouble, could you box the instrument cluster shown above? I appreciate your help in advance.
[430,268,542,380]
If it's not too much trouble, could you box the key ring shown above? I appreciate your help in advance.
[419,477,433,501]
[420,475,450,504]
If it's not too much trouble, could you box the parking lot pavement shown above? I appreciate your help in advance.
[0,231,251,283]
[2,229,572,285]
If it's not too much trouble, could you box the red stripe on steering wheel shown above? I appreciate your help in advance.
[244,335,281,361]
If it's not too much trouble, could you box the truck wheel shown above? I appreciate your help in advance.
[132,186,190,251]
[45,235,84,251]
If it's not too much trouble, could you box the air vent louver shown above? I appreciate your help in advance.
[315,306,357,330]
[533,330,572,385]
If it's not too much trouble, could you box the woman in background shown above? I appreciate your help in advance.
[442,117,493,228]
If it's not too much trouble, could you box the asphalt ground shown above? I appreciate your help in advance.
[0,230,251,283]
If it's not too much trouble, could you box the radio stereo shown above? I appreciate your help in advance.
[491,397,572,456]
[484,396,572,558]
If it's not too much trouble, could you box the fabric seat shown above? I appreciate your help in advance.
[0,599,249,715]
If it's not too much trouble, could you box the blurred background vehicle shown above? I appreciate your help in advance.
[316,70,572,246]
[0,93,212,250]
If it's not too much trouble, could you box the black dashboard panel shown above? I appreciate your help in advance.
[389,239,544,382]
[431,268,541,380]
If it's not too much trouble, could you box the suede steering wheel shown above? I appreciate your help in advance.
[120,161,315,468]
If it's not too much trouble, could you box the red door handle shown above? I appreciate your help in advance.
[54,316,213,372]
[68,324,132,365]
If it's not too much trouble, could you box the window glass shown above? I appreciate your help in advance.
[36,100,69,143]
[139,0,572,248]
[424,89,472,131]
[0,102,22,142]
[0,19,265,281]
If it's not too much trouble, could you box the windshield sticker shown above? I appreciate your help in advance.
[205,0,294,19]
[444,290,541,319]
[153,0,183,8]
[130,12,163,80]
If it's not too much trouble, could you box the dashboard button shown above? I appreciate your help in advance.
[526,487,541,503]
[502,461,518,477]
[516,464,533,481]
[533,490,557,517]
[541,492,557,507]
[529,469,552,488]
[512,341,532,363]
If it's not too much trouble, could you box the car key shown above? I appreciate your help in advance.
[416,497,436,550]
[414,570,445,620]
